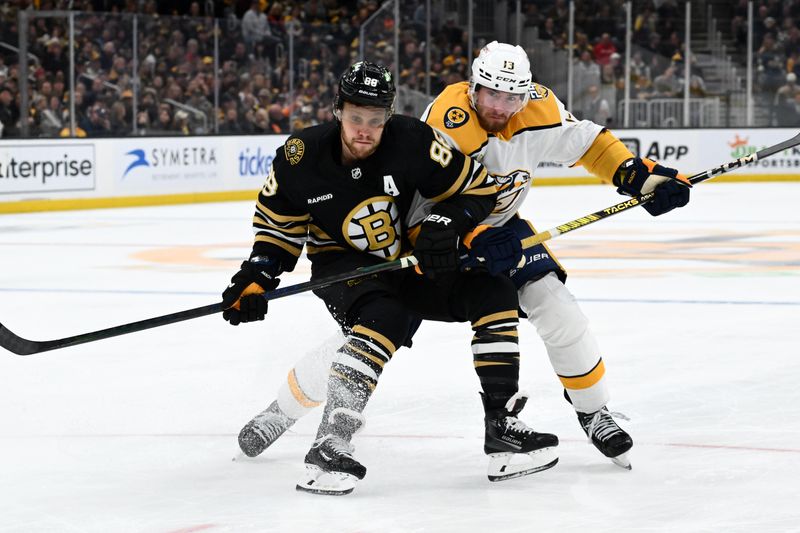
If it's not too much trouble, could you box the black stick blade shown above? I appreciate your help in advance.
[0,323,44,356]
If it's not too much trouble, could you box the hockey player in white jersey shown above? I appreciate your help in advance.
[238,41,690,471]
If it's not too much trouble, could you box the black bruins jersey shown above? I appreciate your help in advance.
[250,116,498,273]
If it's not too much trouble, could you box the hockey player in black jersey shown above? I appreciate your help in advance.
[222,61,557,495]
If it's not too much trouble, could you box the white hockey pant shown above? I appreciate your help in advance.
[518,272,609,414]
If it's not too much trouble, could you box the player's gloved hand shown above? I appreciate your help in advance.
[461,225,523,276]
[221,256,281,325]
[613,157,691,216]
[414,204,467,278]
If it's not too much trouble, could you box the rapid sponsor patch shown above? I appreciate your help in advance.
[284,138,305,165]
[444,106,469,129]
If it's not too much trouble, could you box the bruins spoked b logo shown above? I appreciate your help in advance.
[444,106,469,129]
[343,196,401,260]
[284,138,305,165]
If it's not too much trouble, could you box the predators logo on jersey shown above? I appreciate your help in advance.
[529,84,549,101]
[493,170,531,214]
[444,106,470,129]
[285,138,305,165]
[343,196,401,260]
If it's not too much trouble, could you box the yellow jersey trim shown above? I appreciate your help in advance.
[576,130,634,182]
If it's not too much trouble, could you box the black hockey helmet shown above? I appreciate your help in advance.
[334,61,396,116]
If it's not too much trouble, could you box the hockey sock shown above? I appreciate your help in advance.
[316,325,396,441]
[471,311,520,412]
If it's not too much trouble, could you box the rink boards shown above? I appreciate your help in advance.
[1,128,799,213]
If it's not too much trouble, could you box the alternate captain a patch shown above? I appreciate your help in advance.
[285,138,305,165]
[444,106,469,129]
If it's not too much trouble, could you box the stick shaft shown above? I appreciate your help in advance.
[0,256,419,356]
[522,133,800,249]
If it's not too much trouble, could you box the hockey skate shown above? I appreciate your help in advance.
[296,435,366,496]
[238,401,296,458]
[578,407,633,470]
[482,392,559,482]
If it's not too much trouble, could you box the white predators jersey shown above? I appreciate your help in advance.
[421,81,604,226]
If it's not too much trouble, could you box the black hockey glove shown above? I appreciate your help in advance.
[613,157,691,216]
[414,203,472,278]
[647,179,691,216]
[221,256,281,326]
[461,225,523,276]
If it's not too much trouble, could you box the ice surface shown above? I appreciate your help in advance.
[1,183,798,532]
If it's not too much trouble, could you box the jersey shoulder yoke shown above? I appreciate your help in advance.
[424,82,487,156]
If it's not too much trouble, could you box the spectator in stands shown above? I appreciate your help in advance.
[630,51,651,85]
[574,50,601,117]
[315,106,333,124]
[242,1,271,52]
[251,107,270,134]
[584,84,611,125]
[547,0,569,23]
[653,64,682,98]
[0,85,19,137]
[643,32,662,63]
[42,36,67,75]
[267,103,289,133]
[522,2,541,31]
[687,66,707,98]
[267,2,287,36]
[571,31,593,59]
[109,100,129,135]
[731,0,749,51]
[754,5,774,50]
[593,33,617,66]
[219,106,243,134]
[608,52,624,81]
[774,72,800,125]
[155,103,173,133]
[633,4,656,48]
[172,109,190,134]
[80,102,112,137]
[784,26,800,59]
[757,33,787,100]
[539,17,557,42]
[187,86,212,129]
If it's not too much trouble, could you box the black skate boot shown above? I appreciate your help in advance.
[296,408,366,495]
[482,392,559,481]
[238,401,296,458]
[577,407,633,470]
[296,435,366,496]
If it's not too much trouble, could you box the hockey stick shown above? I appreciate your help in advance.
[0,256,419,356]
[520,132,800,250]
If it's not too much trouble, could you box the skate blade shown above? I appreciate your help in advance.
[295,464,358,496]
[487,446,559,482]
[611,452,632,470]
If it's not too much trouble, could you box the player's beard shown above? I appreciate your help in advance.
[475,105,513,133]
[341,131,381,162]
